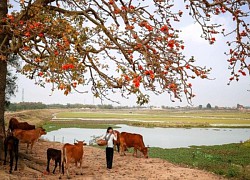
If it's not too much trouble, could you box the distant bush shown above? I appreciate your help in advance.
[6,102,117,111]
[7,102,47,111]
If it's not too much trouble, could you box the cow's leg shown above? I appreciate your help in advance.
[133,147,136,156]
[66,163,70,179]
[30,142,34,154]
[9,150,13,174]
[79,159,83,175]
[117,143,120,153]
[119,144,122,155]
[14,146,18,171]
[46,157,51,173]
[120,144,125,156]
[4,141,8,165]
[53,160,58,174]
[59,159,61,173]
[65,158,70,179]
[133,147,139,157]
[26,143,29,154]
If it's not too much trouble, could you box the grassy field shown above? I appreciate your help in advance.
[149,141,250,179]
[43,121,120,132]
[53,109,250,128]
[5,109,250,131]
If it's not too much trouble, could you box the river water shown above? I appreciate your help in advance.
[42,124,250,148]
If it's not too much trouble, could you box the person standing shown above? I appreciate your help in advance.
[102,127,117,169]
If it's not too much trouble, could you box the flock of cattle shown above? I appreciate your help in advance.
[3,117,149,178]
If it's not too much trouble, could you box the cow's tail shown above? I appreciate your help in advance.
[62,147,66,175]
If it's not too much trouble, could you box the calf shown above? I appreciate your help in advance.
[9,117,35,131]
[13,127,46,153]
[46,148,62,174]
[62,140,85,178]
[4,136,19,173]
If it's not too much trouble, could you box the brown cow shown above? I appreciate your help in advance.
[120,132,148,158]
[13,127,46,153]
[9,117,35,131]
[62,140,86,178]
[113,130,120,152]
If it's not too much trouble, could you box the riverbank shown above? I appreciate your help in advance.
[50,108,250,131]
[0,139,226,180]
[5,109,250,131]
[149,141,250,179]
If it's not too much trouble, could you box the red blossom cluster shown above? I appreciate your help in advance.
[160,25,169,33]
[124,75,130,81]
[133,76,142,88]
[144,70,155,79]
[62,63,75,70]
[38,72,44,76]
[139,21,153,31]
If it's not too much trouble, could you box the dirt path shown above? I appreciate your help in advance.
[0,140,225,180]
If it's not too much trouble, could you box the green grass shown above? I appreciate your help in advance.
[54,110,250,127]
[149,142,250,179]
[43,121,120,132]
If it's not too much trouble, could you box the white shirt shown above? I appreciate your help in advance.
[101,133,117,148]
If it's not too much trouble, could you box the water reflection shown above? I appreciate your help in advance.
[42,124,250,148]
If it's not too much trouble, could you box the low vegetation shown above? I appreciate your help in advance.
[55,109,250,128]
[43,121,120,132]
[4,109,62,127]
[149,142,250,179]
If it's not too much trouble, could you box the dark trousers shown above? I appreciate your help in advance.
[106,147,114,169]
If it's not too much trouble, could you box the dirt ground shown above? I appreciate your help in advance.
[0,138,226,180]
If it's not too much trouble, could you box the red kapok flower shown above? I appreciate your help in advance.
[25,32,31,37]
[54,50,59,56]
[23,46,30,51]
[185,64,190,69]
[133,76,141,88]
[124,75,130,81]
[62,63,75,70]
[121,6,127,11]
[114,9,121,14]
[138,65,143,70]
[145,24,153,31]
[129,5,135,9]
[168,40,175,49]
[160,25,169,33]
[38,32,44,38]
[109,0,114,5]
[38,72,43,76]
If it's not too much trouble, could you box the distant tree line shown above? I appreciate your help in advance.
[6,102,135,111]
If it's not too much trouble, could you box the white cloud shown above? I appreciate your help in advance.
[179,23,206,44]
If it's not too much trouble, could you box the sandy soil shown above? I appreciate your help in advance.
[0,139,226,180]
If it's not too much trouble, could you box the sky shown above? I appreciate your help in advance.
[9,1,250,107]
